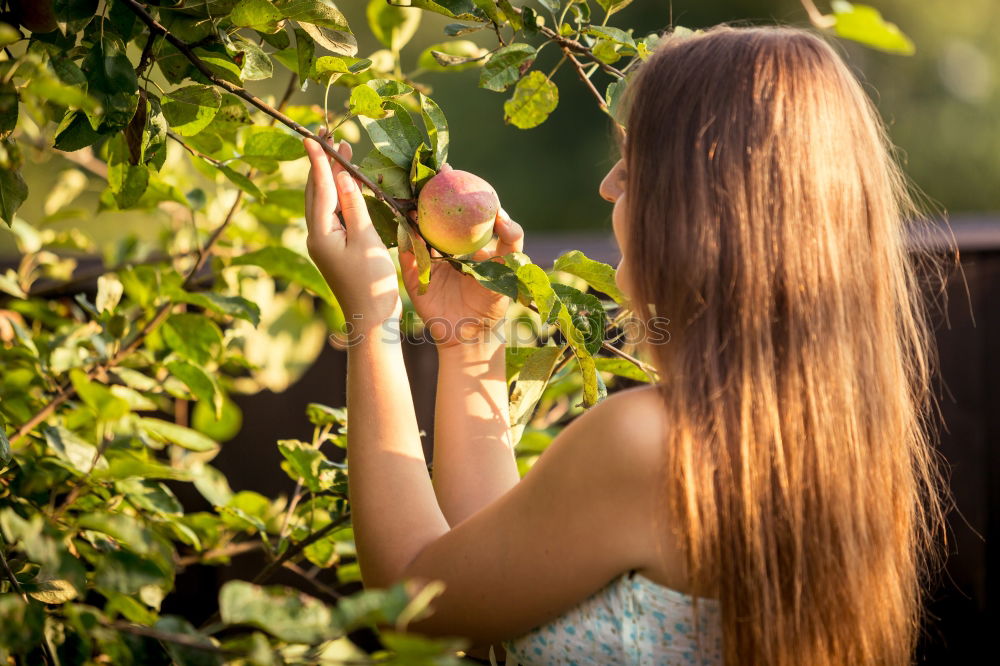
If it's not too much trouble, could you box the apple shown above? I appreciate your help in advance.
[416,169,499,256]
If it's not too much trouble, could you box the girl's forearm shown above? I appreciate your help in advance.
[432,341,520,526]
[346,322,449,589]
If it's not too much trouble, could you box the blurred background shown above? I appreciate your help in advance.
[2,1,997,662]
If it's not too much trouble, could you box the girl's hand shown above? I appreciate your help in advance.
[304,134,401,334]
[399,191,524,350]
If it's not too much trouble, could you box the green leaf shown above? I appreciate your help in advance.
[402,0,479,20]
[552,283,607,356]
[219,164,265,201]
[94,549,170,595]
[605,78,625,120]
[162,313,224,366]
[444,22,487,36]
[191,462,235,506]
[586,25,636,48]
[515,263,558,323]
[499,0,522,29]
[366,0,421,51]
[162,85,222,137]
[219,580,340,644]
[459,259,518,298]
[365,78,414,98]
[358,100,424,169]
[138,417,219,453]
[831,1,915,55]
[473,0,504,24]
[417,40,488,72]
[0,148,27,227]
[311,54,351,85]
[305,403,348,427]
[232,246,337,305]
[409,142,436,191]
[82,34,139,130]
[504,70,558,129]
[243,127,307,160]
[552,250,626,303]
[69,369,131,421]
[406,224,432,293]
[0,595,43,654]
[231,0,285,32]
[107,163,150,210]
[43,424,108,473]
[0,78,17,136]
[25,577,78,604]
[508,345,564,443]
[167,360,223,419]
[0,414,10,465]
[53,110,101,151]
[293,27,316,90]
[169,289,261,326]
[349,83,388,119]
[576,352,607,407]
[537,0,561,15]
[229,35,274,81]
[480,43,536,92]
[278,439,338,492]
[595,0,634,16]
[365,194,400,248]
[23,59,100,113]
[297,21,358,56]
[419,93,449,169]
[275,0,351,31]
[192,396,243,443]
[0,23,20,48]
[359,150,412,199]
[594,356,651,383]
[77,511,174,572]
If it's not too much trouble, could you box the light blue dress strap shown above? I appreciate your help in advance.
[621,569,643,663]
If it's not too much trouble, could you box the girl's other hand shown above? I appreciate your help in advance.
[304,133,401,333]
[399,200,524,350]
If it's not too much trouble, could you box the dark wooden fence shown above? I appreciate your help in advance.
[4,217,997,662]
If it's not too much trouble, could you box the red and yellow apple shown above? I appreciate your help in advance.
[416,169,499,256]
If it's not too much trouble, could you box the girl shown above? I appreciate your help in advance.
[302,25,948,666]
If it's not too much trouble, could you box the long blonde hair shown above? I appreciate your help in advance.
[620,25,950,665]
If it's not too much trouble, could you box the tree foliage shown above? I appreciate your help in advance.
[0,1,912,662]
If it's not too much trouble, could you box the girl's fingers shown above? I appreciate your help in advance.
[335,170,374,240]
[439,163,453,172]
[398,249,418,294]
[494,207,524,255]
[304,138,341,236]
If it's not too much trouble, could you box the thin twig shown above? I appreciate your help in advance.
[283,560,343,600]
[118,0,410,218]
[799,0,837,29]
[105,621,240,656]
[561,47,608,113]
[168,131,225,168]
[251,512,352,586]
[52,434,113,519]
[601,340,658,380]
[176,540,264,568]
[0,537,53,665]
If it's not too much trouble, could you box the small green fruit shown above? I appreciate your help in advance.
[416,169,499,256]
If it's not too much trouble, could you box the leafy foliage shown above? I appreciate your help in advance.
[0,0,914,663]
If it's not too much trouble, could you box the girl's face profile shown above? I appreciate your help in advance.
[599,158,630,298]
